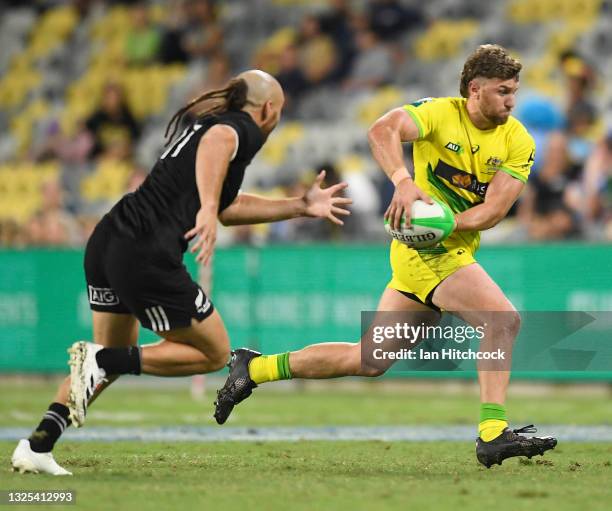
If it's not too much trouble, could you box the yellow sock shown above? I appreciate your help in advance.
[248,353,291,384]
[479,419,508,442]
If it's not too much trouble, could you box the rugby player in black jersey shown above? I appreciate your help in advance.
[11,70,351,475]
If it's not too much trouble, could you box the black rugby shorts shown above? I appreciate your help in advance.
[84,217,214,332]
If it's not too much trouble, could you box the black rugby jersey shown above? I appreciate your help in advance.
[106,110,265,253]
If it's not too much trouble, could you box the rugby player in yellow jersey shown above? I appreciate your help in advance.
[215,45,557,467]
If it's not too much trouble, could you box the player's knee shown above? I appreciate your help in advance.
[504,310,521,338]
[491,310,521,340]
[351,342,389,377]
[208,346,231,372]
[359,361,389,378]
[359,363,388,377]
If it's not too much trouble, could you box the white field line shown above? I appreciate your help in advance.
[1,425,612,442]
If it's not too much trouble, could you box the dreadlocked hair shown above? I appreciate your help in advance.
[164,78,249,145]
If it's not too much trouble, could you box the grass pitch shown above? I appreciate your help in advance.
[2,378,611,427]
[2,378,611,510]
[2,441,611,511]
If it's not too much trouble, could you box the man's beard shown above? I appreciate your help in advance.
[487,111,511,126]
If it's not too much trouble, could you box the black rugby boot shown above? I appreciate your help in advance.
[476,425,557,468]
[214,349,261,424]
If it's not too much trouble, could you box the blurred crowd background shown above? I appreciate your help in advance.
[0,0,610,248]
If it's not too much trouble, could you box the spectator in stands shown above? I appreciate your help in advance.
[125,2,162,66]
[100,137,134,164]
[342,29,392,92]
[318,0,357,81]
[559,50,597,116]
[33,119,93,165]
[338,159,381,240]
[158,0,190,64]
[520,102,598,240]
[266,179,309,243]
[181,0,223,61]
[566,129,612,236]
[367,0,424,42]
[0,219,24,248]
[182,52,232,126]
[85,83,141,159]
[561,102,598,182]
[276,45,310,117]
[268,164,343,243]
[70,0,95,20]
[158,0,222,65]
[25,179,81,247]
[202,51,231,90]
[519,163,575,241]
[514,96,564,177]
[296,15,338,86]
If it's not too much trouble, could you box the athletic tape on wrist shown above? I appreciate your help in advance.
[391,169,411,187]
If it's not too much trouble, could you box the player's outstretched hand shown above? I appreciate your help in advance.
[303,170,353,226]
[185,206,218,265]
[385,179,433,230]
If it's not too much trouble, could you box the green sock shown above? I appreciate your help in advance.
[276,352,292,380]
[480,403,507,423]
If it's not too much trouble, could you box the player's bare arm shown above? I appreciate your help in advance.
[185,124,236,264]
[368,107,432,229]
[454,171,524,232]
[218,170,352,226]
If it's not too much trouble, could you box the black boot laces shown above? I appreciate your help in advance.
[513,424,537,434]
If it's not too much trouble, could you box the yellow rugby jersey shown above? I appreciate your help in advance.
[403,97,535,254]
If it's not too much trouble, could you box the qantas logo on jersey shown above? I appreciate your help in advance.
[434,160,489,198]
[451,173,473,188]
[88,286,119,306]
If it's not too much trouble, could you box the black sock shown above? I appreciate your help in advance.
[95,346,142,375]
[29,402,71,453]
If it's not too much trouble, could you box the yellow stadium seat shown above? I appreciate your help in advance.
[414,19,479,61]
[337,154,367,176]
[0,161,60,223]
[91,6,130,42]
[26,6,78,59]
[81,160,131,202]
[261,122,304,166]
[508,0,602,22]
[149,3,167,24]
[357,87,403,126]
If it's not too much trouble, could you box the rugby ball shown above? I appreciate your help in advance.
[384,199,455,249]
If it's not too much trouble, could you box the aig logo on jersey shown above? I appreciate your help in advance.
[88,285,119,306]
[195,289,211,315]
